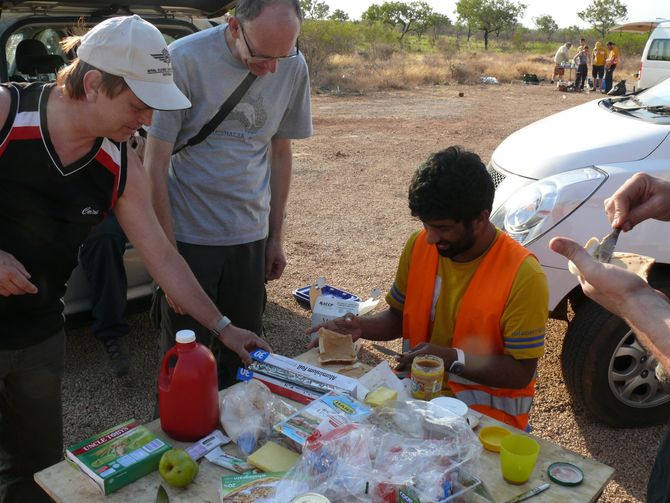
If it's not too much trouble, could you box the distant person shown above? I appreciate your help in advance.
[592,41,606,91]
[577,37,587,52]
[552,41,572,83]
[605,41,621,93]
[78,212,130,378]
[573,45,590,91]
[309,146,549,431]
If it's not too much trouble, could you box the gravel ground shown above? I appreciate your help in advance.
[62,83,662,502]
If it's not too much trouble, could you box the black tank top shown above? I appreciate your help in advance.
[0,82,127,347]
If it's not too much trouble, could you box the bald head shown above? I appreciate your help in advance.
[235,0,302,22]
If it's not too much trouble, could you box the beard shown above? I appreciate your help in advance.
[436,224,477,259]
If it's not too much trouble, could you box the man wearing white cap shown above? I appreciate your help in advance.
[145,0,312,389]
[0,15,269,501]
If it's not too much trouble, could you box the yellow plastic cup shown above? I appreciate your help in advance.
[499,434,540,484]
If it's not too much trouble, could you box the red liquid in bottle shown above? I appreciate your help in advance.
[158,330,219,441]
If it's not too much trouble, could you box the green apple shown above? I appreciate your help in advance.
[158,448,199,488]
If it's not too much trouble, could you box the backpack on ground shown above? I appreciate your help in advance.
[607,80,627,96]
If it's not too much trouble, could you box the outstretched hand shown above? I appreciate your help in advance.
[604,173,670,232]
[219,325,272,366]
[0,250,37,296]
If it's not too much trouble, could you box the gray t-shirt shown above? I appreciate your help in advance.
[150,24,312,246]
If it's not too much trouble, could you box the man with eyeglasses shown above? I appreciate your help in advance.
[144,0,312,389]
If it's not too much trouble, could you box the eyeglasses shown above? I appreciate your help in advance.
[238,22,299,63]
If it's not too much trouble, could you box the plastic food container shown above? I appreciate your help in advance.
[292,284,360,307]
[291,493,331,503]
[478,425,512,452]
[430,397,468,417]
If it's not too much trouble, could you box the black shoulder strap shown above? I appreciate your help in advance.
[173,72,257,155]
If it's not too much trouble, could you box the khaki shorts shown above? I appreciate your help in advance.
[554,65,565,76]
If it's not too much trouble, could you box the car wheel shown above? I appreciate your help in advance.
[562,297,670,427]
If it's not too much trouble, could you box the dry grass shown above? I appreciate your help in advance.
[316,51,641,92]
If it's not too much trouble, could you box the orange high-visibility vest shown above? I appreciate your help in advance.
[402,229,536,430]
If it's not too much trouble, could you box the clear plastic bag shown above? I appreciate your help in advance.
[368,400,482,462]
[219,380,296,455]
[273,423,376,502]
[272,400,485,502]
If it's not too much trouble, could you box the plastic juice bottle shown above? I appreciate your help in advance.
[158,330,219,441]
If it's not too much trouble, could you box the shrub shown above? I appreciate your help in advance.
[300,20,361,86]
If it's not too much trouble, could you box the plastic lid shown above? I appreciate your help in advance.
[478,425,512,452]
[291,493,330,503]
[430,396,469,417]
[176,330,196,344]
[547,462,584,486]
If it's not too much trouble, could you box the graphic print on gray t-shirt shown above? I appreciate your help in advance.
[227,96,267,133]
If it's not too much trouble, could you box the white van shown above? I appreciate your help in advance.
[612,19,670,91]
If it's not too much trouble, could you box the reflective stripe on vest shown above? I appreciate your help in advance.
[449,374,535,429]
[402,229,536,430]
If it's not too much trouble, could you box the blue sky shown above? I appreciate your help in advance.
[326,0,668,28]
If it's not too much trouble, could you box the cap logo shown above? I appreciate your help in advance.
[151,48,171,64]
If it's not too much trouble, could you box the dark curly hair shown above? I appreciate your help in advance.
[408,146,494,223]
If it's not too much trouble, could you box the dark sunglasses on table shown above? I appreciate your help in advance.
[238,22,299,63]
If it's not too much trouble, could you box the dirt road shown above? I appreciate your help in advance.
[63,84,659,502]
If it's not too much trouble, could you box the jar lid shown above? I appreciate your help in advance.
[547,462,584,486]
[176,330,196,344]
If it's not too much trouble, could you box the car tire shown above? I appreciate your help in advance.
[562,296,670,428]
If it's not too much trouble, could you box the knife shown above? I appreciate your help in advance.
[371,343,402,358]
[593,228,621,263]
[156,484,170,503]
[504,482,550,503]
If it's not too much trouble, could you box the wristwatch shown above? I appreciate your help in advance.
[211,316,232,337]
[448,348,465,375]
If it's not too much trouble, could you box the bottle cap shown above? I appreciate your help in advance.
[176,330,196,344]
[547,462,584,486]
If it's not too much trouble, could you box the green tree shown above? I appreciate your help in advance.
[455,0,526,49]
[560,25,581,43]
[329,9,350,21]
[455,0,479,41]
[300,0,330,20]
[533,14,558,41]
[362,1,435,45]
[300,19,360,85]
[426,12,451,45]
[577,0,627,39]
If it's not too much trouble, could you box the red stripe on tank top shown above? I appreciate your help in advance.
[0,126,41,157]
[95,147,121,207]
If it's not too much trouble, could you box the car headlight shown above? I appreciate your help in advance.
[491,167,608,246]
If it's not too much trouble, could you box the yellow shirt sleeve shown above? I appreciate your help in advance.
[385,231,420,312]
[500,255,549,360]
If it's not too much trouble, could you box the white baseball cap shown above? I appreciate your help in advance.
[77,15,191,111]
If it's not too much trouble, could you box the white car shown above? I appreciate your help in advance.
[489,77,670,427]
[0,0,234,314]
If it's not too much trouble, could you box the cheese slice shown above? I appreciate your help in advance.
[318,328,357,364]
[364,386,398,407]
[247,441,299,473]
